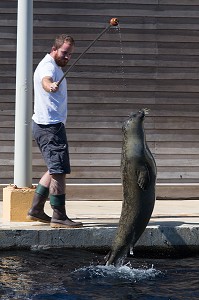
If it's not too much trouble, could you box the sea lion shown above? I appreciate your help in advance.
[105,108,157,266]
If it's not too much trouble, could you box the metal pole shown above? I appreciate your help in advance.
[14,0,33,187]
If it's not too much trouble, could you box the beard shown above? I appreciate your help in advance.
[54,54,68,67]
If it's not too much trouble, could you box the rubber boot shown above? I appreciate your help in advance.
[50,194,83,228]
[26,184,51,223]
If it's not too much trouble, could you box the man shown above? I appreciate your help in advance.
[27,34,83,228]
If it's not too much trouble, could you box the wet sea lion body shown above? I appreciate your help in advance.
[105,109,157,266]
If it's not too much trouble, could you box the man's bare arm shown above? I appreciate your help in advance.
[42,76,59,93]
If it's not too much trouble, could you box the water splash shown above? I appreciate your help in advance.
[73,263,162,283]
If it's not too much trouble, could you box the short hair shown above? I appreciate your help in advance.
[53,34,75,50]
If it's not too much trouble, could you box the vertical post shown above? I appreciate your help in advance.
[14,0,33,187]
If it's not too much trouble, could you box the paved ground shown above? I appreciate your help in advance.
[1,199,199,227]
[0,200,199,252]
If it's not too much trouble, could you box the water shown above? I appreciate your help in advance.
[115,24,126,88]
[0,249,198,300]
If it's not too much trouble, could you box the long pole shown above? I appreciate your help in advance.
[57,18,119,86]
[14,0,33,187]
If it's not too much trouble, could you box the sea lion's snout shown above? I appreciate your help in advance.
[138,108,150,118]
[127,108,149,123]
[123,108,150,132]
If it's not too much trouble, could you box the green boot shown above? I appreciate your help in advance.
[50,194,83,228]
[27,184,51,223]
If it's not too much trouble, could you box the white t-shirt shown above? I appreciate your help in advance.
[32,53,68,125]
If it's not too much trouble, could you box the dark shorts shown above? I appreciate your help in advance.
[32,121,71,174]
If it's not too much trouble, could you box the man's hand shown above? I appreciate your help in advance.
[49,82,59,93]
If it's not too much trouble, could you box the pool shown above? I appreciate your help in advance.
[0,249,198,299]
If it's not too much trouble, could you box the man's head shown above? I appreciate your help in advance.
[51,34,75,67]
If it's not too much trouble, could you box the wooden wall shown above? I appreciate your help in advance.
[0,0,199,187]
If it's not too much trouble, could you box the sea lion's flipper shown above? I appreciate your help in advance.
[136,165,150,190]
[104,251,111,265]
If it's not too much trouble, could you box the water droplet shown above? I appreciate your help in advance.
[116,24,126,89]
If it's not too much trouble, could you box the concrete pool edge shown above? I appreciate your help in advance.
[0,200,199,255]
[0,225,198,255]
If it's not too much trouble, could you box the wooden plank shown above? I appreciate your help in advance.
[1,183,199,202]
[154,142,199,155]
[3,156,199,168]
[157,172,199,179]
[4,66,199,80]
[0,146,122,154]
[3,56,199,69]
[159,0,199,5]
[1,131,199,142]
[1,173,199,184]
